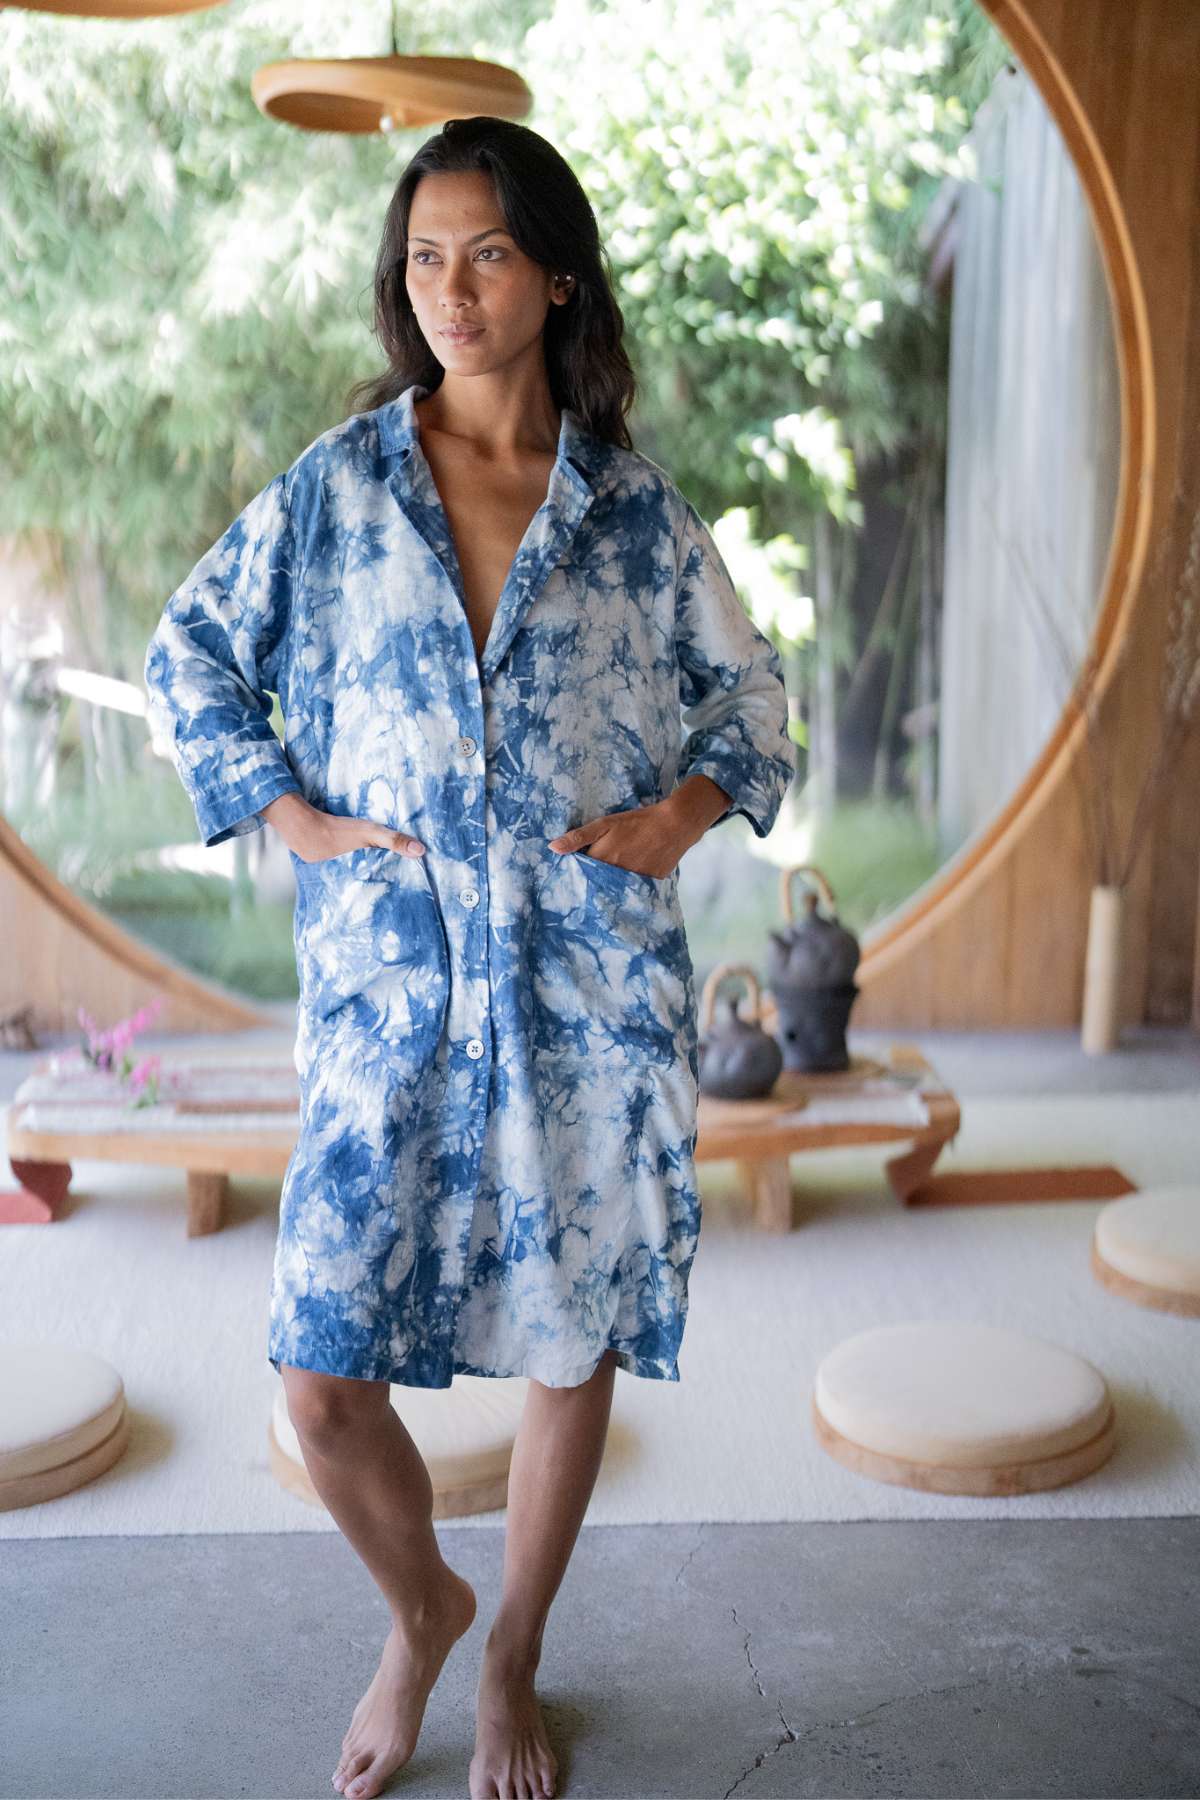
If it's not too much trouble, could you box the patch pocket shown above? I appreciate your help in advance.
[561,850,678,902]
[292,846,450,1050]
[532,849,689,1065]
[535,848,679,925]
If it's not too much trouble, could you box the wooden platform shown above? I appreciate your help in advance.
[697,1041,962,1230]
[4,1058,300,1237]
[4,1042,951,1238]
[5,1038,1136,1237]
[5,1040,962,1237]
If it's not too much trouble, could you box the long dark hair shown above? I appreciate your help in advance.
[344,116,637,449]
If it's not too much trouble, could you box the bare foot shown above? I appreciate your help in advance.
[332,1567,477,1798]
[469,1635,558,1800]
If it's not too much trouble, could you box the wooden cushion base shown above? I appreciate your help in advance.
[0,1343,131,1512]
[812,1322,1116,1496]
[269,1375,530,1518]
[1091,1187,1200,1317]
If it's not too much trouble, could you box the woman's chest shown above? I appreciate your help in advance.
[286,465,680,772]
[297,474,670,673]
[421,444,558,664]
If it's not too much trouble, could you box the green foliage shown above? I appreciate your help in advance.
[678,788,942,1000]
[1,0,1006,625]
[105,886,302,1000]
[798,795,944,933]
[524,0,1003,522]
[14,751,193,876]
[0,0,544,665]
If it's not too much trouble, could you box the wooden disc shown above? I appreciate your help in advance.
[251,55,531,135]
[0,1403,131,1512]
[267,1414,510,1518]
[811,1390,1117,1496]
[1090,1235,1200,1318]
[13,1,226,13]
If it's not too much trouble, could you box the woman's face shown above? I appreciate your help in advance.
[404,169,569,376]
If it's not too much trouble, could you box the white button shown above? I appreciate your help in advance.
[457,736,477,756]
[465,1038,485,1059]
[460,888,479,907]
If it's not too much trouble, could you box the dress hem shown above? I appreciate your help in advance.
[267,1343,680,1389]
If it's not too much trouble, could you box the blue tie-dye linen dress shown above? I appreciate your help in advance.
[143,381,793,1389]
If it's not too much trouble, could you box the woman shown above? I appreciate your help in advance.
[144,116,792,1800]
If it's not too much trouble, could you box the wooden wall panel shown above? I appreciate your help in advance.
[1145,183,1200,1025]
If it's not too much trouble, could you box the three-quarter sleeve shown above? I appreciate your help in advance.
[143,471,304,849]
[672,497,794,839]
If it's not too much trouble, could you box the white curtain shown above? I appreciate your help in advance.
[937,64,1121,856]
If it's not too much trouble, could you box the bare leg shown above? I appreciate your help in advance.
[469,1348,619,1800]
[278,1365,477,1799]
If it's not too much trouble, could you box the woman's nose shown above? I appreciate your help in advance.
[439,266,477,307]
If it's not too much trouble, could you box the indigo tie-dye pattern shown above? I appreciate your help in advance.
[143,382,793,1389]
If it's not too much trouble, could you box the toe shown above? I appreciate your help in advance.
[342,1752,374,1798]
[337,1750,362,1781]
[346,1760,384,1800]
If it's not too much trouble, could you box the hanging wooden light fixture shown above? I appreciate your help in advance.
[251,1,530,137]
[251,53,530,135]
[6,1,227,15]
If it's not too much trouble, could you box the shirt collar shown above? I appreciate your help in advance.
[375,381,603,490]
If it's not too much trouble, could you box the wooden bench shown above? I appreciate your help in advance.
[4,1057,300,1237]
[696,1041,961,1230]
[4,1040,960,1237]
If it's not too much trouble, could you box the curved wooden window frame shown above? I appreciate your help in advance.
[858,0,1153,987]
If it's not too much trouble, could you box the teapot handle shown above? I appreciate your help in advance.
[699,961,762,1032]
[780,863,837,924]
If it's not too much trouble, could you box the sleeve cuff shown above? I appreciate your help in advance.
[676,747,791,840]
[192,763,303,849]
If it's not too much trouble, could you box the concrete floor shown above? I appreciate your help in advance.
[2,1518,1198,1798]
[2,1025,1198,1798]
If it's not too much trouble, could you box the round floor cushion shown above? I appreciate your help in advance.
[1091,1186,1200,1317]
[812,1322,1115,1496]
[0,1342,131,1512]
[269,1374,531,1518]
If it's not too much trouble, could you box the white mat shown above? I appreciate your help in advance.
[2,1089,1198,1537]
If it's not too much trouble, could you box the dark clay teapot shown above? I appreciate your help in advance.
[764,865,860,1074]
[697,962,783,1100]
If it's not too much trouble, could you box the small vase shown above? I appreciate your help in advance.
[1081,883,1125,1055]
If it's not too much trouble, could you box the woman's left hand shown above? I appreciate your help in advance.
[548,779,732,879]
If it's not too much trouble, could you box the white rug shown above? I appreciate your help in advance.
[2,1088,1198,1537]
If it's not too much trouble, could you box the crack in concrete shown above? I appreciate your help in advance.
[722,1646,996,1799]
[673,1523,706,1587]
[722,1605,799,1798]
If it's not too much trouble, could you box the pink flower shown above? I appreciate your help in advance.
[131,997,166,1032]
[78,994,169,1083]
[129,1054,161,1090]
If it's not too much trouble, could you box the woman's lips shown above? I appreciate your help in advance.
[442,326,484,342]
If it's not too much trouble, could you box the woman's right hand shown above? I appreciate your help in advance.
[260,793,425,864]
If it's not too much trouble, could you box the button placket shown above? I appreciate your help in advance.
[455,727,486,1063]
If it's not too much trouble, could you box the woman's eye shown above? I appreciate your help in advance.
[410,248,504,265]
